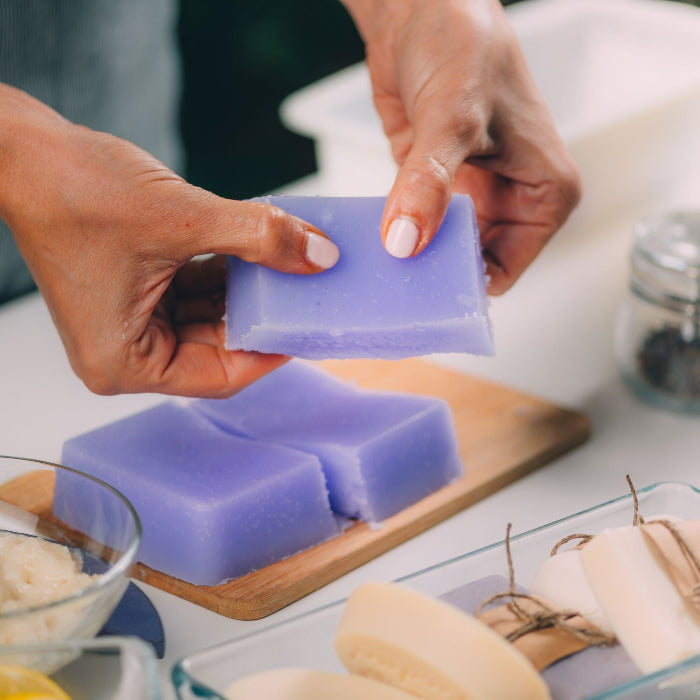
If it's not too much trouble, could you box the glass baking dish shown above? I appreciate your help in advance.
[0,636,163,699]
[172,481,700,700]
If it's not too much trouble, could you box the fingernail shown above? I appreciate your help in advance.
[385,218,419,258]
[305,231,340,269]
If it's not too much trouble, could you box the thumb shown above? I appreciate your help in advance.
[173,190,340,274]
[381,112,484,258]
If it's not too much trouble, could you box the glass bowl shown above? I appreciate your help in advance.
[0,455,141,671]
[0,636,163,699]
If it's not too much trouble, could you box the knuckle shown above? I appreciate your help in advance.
[525,150,583,231]
[426,89,491,150]
[73,343,127,396]
[254,205,291,260]
[547,158,583,226]
[452,102,490,147]
[402,155,452,200]
[418,98,490,153]
[560,161,583,211]
[79,366,120,396]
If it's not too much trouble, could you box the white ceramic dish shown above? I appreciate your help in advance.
[0,637,163,700]
[280,0,700,224]
[172,481,700,700]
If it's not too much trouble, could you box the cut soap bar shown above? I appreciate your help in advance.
[193,360,463,522]
[529,548,614,635]
[226,194,493,359]
[60,402,340,586]
[579,523,700,673]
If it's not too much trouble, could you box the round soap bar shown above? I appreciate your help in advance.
[224,667,418,700]
[334,581,551,700]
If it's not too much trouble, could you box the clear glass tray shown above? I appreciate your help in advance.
[172,482,700,700]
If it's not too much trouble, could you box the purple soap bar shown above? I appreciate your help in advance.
[226,194,493,359]
[193,360,463,523]
[60,402,340,586]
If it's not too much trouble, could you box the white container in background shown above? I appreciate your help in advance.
[280,0,700,224]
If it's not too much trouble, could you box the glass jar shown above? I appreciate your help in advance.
[615,210,700,413]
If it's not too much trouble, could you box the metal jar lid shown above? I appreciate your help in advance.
[630,211,700,313]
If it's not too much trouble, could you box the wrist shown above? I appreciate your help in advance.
[0,83,73,227]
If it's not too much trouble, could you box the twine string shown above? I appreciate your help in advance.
[475,476,689,649]
[550,533,593,557]
[475,523,615,647]
[624,475,700,607]
[647,517,700,608]
[550,473,644,556]
[627,473,645,526]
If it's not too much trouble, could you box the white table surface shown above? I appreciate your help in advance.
[1,166,700,697]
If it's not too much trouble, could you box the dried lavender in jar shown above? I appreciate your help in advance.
[615,211,700,413]
[637,325,700,399]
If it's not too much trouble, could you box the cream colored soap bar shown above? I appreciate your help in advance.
[225,668,417,700]
[335,582,551,700]
[580,524,700,673]
[529,548,614,635]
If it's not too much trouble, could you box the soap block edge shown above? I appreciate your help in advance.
[225,194,494,359]
[355,396,464,523]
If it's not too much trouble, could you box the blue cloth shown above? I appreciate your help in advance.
[0,0,183,304]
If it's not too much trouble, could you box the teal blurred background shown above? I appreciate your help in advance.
[177,0,700,201]
[177,1,363,200]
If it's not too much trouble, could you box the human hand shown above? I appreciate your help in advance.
[342,0,581,294]
[0,85,339,397]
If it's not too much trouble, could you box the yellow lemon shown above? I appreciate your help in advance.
[5,695,66,700]
[0,665,70,699]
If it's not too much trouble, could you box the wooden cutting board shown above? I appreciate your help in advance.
[135,358,590,619]
[1,359,590,620]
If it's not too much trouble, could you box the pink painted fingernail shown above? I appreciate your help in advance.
[305,231,340,269]
[385,218,419,258]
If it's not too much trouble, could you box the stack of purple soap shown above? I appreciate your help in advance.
[61,402,341,586]
[194,360,463,523]
[61,365,463,585]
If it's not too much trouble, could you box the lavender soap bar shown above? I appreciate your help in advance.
[226,194,493,360]
[60,402,341,586]
[194,360,463,523]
